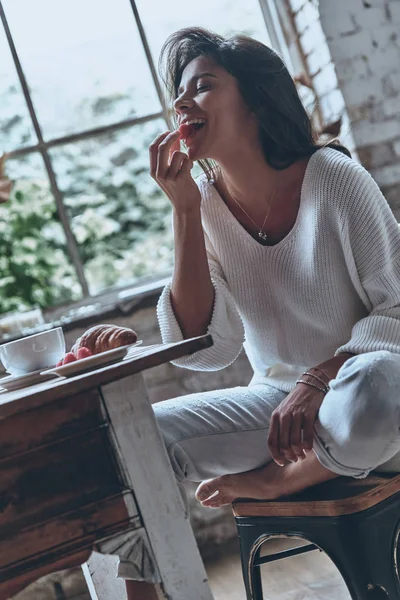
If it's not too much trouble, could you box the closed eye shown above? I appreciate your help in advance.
[197,85,210,93]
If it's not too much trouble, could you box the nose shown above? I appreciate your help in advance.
[173,93,194,115]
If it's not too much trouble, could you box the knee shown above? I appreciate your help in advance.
[326,351,400,439]
[152,399,191,482]
[343,350,400,404]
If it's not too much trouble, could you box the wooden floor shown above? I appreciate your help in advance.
[205,538,351,600]
[11,537,351,600]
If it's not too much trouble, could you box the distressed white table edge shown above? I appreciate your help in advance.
[83,369,215,600]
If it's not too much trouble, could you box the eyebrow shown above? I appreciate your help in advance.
[178,72,217,95]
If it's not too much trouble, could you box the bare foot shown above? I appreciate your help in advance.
[195,451,338,508]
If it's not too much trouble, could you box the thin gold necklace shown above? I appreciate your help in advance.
[227,175,278,242]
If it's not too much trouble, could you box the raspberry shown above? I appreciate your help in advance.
[76,347,93,360]
[63,352,77,364]
[179,123,196,139]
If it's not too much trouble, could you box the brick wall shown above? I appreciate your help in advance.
[292,0,400,216]
[286,0,356,153]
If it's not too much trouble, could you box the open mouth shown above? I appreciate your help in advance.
[179,119,206,142]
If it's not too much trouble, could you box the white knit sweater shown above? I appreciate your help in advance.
[156,148,400,392]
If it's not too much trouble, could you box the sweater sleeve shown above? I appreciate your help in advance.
[334,157,400,356]
[156,231,245,371]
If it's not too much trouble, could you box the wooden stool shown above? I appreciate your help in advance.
[233,473,400,600]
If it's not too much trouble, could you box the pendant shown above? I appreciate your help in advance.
[258,231,268,242]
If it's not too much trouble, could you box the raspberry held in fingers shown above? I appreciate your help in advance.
[179,123,196,139]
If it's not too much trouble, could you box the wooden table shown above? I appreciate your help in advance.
[0,334,215,600]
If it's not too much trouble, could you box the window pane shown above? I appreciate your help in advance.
[2,0,162,140]
[0,21,36,150]
[0,153,82,315]
[135,0,271,65]
[50,119,174,295]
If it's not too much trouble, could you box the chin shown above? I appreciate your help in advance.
[187,147,203,161]
[186,144,213,162]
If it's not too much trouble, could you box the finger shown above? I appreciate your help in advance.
[168,151,188,179]
[279,415,298,463]
[169,137,181,161]
[302,412,316,451]
[290,413,306,459]
[156,130,181,179]
[179,156,194,179]
[268,413,284,467]
[149,131,170,178]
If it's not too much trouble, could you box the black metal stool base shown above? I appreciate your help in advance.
[235,492,400,600]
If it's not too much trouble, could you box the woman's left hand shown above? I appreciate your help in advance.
[267,383,326,466]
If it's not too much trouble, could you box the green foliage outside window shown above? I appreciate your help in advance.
[0,179,81,314]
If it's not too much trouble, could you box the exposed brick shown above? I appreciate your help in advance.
[147,380,186,404]
[318,88,346,122]
[306,44,332,76]
[382,95,400,119]
[299,21,327,55]
[393,138,400,156]
[371,163,400,188]
[351,118,400,147]
[382,71,400,98]
[370,24,400,51]
[318,0,360,38]
[385,184,400,214]
[367,46,400,77]
[327,30,372,63]
[339,78,379,110]
[289,0,308,14]
[312,63,338,97]
[357,142,395,171]
[350,6,391,30]
[294,1,320,35]
[334,55,371,82]
[391,2,400,20]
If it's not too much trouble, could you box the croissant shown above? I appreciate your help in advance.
[71,324,138,355]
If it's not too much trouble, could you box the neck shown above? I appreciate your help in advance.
[215,143,277,209]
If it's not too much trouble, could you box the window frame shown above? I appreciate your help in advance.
[0,0,308,314]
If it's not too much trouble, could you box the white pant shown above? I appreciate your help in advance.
[101,350,400,581]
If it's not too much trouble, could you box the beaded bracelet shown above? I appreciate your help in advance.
[296,379,330,394]
[302,371,330,388]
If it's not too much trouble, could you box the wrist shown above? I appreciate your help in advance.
[304,367,330,387]
[308,353,355,383]
[295,378,329,395]
[173,204,201,219]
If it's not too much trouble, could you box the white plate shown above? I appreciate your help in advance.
[123,343,169,359]
[41,341,143,378]
[0,368,60,392]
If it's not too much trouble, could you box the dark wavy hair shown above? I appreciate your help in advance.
[159,27,350,175]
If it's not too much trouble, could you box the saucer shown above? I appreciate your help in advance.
[41,341,143,378]
[0,368,60,392]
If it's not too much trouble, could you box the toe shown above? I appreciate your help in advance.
[201,493,233,508]
[195,477,223,502]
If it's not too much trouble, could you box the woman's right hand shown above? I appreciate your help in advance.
[149,130,201,213]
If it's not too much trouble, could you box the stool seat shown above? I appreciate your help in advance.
[233,472,400,517]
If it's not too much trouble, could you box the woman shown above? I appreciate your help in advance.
[114,27,400,600]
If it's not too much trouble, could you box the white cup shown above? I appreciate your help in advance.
[0,327,66,376]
